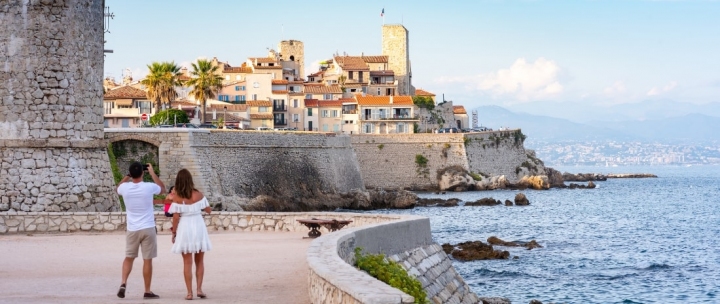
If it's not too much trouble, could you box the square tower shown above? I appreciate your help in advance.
[278,40,305,80]
[382,25,413,96]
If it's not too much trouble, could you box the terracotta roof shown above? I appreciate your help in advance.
[308,71,324,78]
[272,90,288,94]
[304,84,342,94]
[104,86,147,99]
[370,70,394,76]
[223,66,253,73]
[249,57,277,63]
[249,113,273,119]
[289,80,305,84]
[272,80,288,84]
[304,99,319,108]
[171,100,199,107]
[415,88,435,97]
[362,56,388,63]
[355,95,414,106]
[319,100,343,107]
[246,100,272,107]
[209,104,248,111]
[334,56,369,70]
[178,75,191,81]
[339,98,355,103]
[453,105,467,115]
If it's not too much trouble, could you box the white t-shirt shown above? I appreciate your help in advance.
[117,182,161,231]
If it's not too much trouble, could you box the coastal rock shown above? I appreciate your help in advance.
[476,175,509,190]
[607,173,657,178]
[488,236,543,250]
[562,172,608,182]
[515,175,550,190]
[438,166,475,192]
[442,241,509,261]
[416,198,460,207]
[529,300,543,304]
[369,188,417,209]
[480,298,512,304]
[342,188,372,209]
[466,197,501,206]
[504,199,513,206]
[544,167,566,188]
[587,181,596,189]
[514,193,530,206]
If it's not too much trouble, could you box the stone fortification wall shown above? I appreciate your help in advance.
[351,130,540,189]
[0,1,117,212]
[464,130,544,183]
[308,215,481,304]
[351,134,468,190]
[0,211,402,235]
[191,131,364,203]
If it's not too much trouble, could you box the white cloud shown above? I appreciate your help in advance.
[603,81,626,96]
[308,59,323,75]
[435,57,563,102]
[647,81,677,96]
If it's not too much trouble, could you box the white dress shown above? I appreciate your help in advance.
[169,197,212,254]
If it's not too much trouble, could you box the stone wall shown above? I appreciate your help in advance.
[0,0,117,212]
[382,24,412,96]
[0,211,406,235]
[308,215,481,304]
[351,130,539,190]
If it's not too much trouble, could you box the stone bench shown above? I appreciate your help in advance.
[296,218,353,238]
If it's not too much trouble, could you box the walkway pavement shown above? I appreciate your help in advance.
[0,232,312,304]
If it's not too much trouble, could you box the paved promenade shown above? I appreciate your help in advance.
[0,232,312,304]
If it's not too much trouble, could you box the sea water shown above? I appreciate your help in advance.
[369,165,720,303]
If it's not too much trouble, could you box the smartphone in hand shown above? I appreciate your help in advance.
[143,164,149,171]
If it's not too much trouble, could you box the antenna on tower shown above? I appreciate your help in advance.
[103,6,115,54]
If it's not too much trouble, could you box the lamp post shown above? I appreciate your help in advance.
[223,105,227,129]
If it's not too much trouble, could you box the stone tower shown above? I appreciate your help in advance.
[382,24,414,96]
[278,40,304,79]
[0,0,119,212]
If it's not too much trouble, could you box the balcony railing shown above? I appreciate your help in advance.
[274,119,287,125]
[342,110,358,114]
[362,113,416,121]
[273,105,287,111]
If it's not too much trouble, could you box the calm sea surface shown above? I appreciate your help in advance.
[365,165,720,303]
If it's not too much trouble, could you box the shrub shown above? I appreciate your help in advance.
[415,154,428,167]
[354,248,428,304]
[469,172,482,181]
[378,144,384,150]
[149,108,189,126]
[107,143,125,211]
[463,137,471,146]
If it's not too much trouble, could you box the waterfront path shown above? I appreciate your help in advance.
[0,232,311,304]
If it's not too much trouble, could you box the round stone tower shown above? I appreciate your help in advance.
[0,0,119,212]
[382,24,414,96]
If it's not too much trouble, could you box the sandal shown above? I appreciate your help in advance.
[197,292,207,299]
[143,292,160,299]
[117,284,126,298]
[185,294,193,300]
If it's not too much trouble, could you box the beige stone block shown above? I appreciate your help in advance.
[0,225,7,234]
[5,219,20,227]
[26,224,37,231]
[103,223,115,231]
[37,224,48,231]
[237,218,248,228]
[80,223,92,231]
[60,221,68,232]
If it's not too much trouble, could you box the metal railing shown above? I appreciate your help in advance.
[273,105,287,111]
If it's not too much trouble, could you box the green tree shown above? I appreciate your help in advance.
[412,96,435,110]
[338,75,347,92]
[141,62,184,113]
[185,59,223,123]
[149,109,189,126]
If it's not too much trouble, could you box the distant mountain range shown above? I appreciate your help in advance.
[473,105,720,143]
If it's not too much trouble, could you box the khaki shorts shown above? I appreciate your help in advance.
[125,227,157,259]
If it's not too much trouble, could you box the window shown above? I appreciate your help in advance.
[349,71,354,79]
[397,123,405,133]
[293,99,298,108]
[358,71,363,82]
[289,86,294,92]
[363,123,374,134]
[293,114,299,122]
[332,110,338,117]
[322,110,328,117]
[377,88,381,95]
[362,86,367,93]
[305,94,312,99]
[240,95,246,101]
[307,108,313,116]
[252,94,257,100]
[259,107,268,113]
[104,102,113,114]
[333,124,340,132]
[138,101,152,114]
[324,94,331,100]
[235,86,240,91]
[235,95,240,102]
[322,124,329,131]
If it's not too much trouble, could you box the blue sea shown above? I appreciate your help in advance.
[369,165,720,303]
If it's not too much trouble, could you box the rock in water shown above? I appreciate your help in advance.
[515,192,530,206]
[479,297,512,304]
[587,181,596,189]
[505,199,513,206]
[516,175,550,190]
[445,241,509,261]
[438,166,475,191]
[466,197,502,206]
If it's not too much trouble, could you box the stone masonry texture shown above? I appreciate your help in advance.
[0,0,118,212]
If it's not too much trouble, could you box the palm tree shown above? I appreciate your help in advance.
[185,59,223,123]
[141,62,183,113]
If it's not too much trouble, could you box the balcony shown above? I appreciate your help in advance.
[342,110,358,114]
[273,105,287,112]
[274,119,287,126]
[362,113,417,121]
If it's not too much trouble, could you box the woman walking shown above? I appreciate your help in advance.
[169,169,212,300]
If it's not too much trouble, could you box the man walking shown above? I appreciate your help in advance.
[116,162,165,299]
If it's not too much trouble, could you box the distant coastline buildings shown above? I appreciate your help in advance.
[103,24,468,132]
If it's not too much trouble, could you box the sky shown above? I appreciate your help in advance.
[104,0,720,111]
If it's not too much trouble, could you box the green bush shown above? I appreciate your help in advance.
[469,172,482,181]
[354,248,428,304]
[107,143,125,211]
[149,109,190,126]
[415,154,428,167]
[463,137,471,146]
[378,144,384,150]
